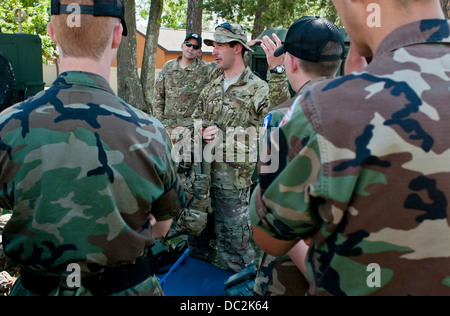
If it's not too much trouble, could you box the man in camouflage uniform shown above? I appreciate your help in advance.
[251,0,450,296]
[170,34,289,247]
[253,17,345,296]
[153,33,220,134]
[0,0,184,296]
[190,23,271,273]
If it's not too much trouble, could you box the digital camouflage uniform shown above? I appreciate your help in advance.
[250,19,450,296]
[254,77,332,296]
[0,71,184,296]
[191,65,271,272]
[153,57,220,133]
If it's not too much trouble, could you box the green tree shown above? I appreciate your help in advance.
[0,0,57,64]
[202,0,338,37]
[186,0,203,35]
[442,0,449,19]
[138,0,187,29]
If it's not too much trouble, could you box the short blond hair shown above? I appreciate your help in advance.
[51,0,120,60]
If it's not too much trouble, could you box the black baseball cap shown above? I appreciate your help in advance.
[51,0,128,36]
[274,16,345,62]
[185,33,202,48]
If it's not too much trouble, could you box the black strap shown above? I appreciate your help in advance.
[83,254,153,296]
[51,2,124,19]
[20,254,153,296]
[20,269,60,296]
[59,4,95,15]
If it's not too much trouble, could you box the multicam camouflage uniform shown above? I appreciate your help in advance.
[0,71,184,296]
[250,19,450,295]
[153,49,289,136]
[153,57,220,133]
[191,65,271,272]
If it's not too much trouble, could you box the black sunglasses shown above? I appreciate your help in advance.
[184,42,200,50]
[216,23,236,34]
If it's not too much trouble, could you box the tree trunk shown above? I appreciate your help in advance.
[117,0,146,112]
[186,0,203,36]
[140,0,164,112]
[252,0,270,40]
[442,0,450,19]
[252,8,266,40]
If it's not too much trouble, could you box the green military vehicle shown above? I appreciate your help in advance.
[0,32,45,111]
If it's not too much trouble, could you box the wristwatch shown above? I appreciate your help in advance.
[270,65,285,74]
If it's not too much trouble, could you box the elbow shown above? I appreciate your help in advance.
[252,224,295,257]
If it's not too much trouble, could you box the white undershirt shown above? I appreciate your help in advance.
[223,73,242,93]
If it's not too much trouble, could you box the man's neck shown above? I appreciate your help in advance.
[290,71,313,93]
[224,60,246,79]
[366,1,445,55]
[58,57,111,82]
[180,57,196,68]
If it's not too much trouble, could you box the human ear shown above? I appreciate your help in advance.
[47,22,58,44]
[111,23,123,49]
[287,53,299,73]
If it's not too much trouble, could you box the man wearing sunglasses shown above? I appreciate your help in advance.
[189,23,271,273]
[153,33,220,134]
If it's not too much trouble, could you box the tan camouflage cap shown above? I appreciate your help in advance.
[204,23,254,52]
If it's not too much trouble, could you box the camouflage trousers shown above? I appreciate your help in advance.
[189,187,255,273]
[9,274,164,296]
[254,253,308,296]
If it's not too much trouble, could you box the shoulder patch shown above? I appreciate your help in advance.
[261,113,272,138]
[279,104,294,127]
[156,71,164,83]
[279,94,302,127]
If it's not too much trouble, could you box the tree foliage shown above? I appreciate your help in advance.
[0,0,57,64]
[138,0,188,29]
[442,0,449,19]
[201,0,339,36]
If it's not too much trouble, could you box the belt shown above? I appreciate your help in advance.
[20,254,154,296]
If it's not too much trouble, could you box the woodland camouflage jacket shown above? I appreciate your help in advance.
[0,71,184,272]
[251,19,450,296]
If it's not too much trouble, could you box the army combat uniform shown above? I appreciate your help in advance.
[251,19,450,295]
[0,71,184,296]
[191,66,271,273]
[153,57,220,133]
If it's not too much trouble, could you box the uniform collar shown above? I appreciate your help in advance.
[297,76,334,96]
[53,71,116,95]
[374,19,450,59]
[218,66,253,86]
[176,56,201,70]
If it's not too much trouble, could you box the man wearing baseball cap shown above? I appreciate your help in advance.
[273,16,345,62]
[1,0,184,296]
[253,16,345,296]
[252,0,450,296]
[190,23,270,273]
[153,32,221,133]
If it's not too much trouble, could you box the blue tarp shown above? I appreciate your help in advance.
[157,256,234,296]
